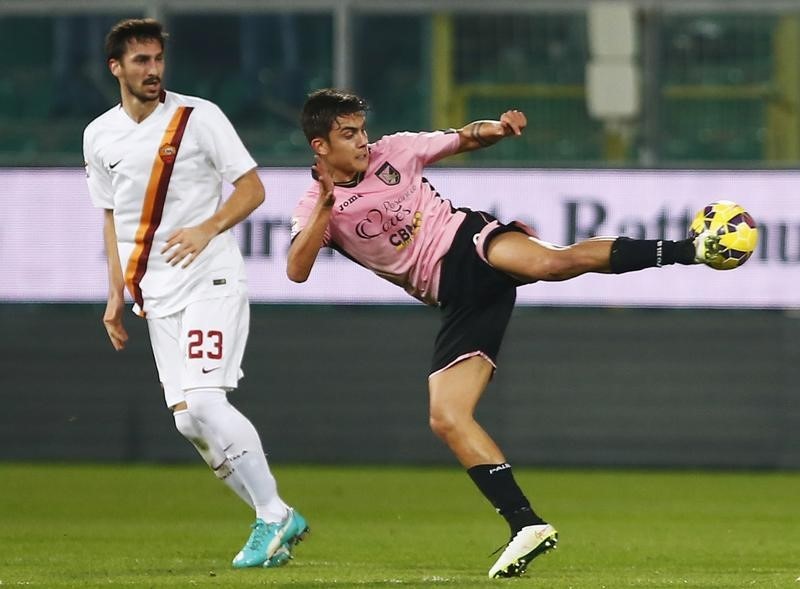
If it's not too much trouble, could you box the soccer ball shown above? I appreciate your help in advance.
[689,200,758,270]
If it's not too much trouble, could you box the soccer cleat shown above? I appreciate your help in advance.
[262,508,310,568]
[263,545,292,568]
[232,517,293,569]
[488,523,558,578]
[692,231,721,265]
[285,508,310,546]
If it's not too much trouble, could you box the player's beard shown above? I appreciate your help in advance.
[126,77,161,103]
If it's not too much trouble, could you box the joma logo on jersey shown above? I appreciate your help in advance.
[391,211,423,250]
[338,193,363,212]
[159,143,177,164]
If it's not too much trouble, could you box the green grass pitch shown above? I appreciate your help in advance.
[1,464,798,588]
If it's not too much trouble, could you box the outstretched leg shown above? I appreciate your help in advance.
[486,232,696,283]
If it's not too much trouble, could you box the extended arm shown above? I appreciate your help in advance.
[455,110,527,154]
[286,157,335,283]
[162,168,265,267]
[102,209,129,351]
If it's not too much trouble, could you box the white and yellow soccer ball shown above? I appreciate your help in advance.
[689,200,758,270]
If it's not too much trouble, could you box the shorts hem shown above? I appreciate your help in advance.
[164,385,185,408]
[428,351,497,379]
[474,219,537,266]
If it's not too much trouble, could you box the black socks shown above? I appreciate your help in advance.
[609,237,696,274]
[467,463,545,534]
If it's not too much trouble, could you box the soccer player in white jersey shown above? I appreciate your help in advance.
[82,18,308,569]
[288,89,717,578]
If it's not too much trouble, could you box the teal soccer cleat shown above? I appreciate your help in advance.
[262,508,310,568]
[263,545,292,568]
[283,508,310,546]
[232,517,293,569]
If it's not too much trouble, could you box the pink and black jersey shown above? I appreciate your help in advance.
[291,131,466,305]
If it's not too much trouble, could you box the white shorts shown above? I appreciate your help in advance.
[147,293,249,408]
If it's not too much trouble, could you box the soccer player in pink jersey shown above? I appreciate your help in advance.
[288,89,715,578]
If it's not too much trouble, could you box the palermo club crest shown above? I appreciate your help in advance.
[159,143,178,164]
[377,162,401,186]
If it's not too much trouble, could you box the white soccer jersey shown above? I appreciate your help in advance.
[83,90,257,318]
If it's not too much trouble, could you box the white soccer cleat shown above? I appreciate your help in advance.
[488,523,558,578]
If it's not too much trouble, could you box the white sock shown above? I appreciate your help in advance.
[185,388,289,523]
[173,409,254,509]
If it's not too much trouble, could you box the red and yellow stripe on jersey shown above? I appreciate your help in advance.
[124,106,194,316]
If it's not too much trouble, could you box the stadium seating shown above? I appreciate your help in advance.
[0,11,784,166]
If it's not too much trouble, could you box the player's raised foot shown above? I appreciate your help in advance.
[262,508,310,569]
[232,517,292,569]
[488,523,558,578]
[692,231,721,265]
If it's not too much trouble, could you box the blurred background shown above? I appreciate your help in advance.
[1,0,798,469]
[5,0,800,168]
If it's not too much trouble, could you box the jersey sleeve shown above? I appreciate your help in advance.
[83,126,114,209]
[290,185,331,245]
[196,102,258,184]
[378,130,461,165]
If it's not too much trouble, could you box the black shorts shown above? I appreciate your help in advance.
[431,210,526,376]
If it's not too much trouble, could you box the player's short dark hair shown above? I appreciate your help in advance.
[301,89,369,143]
[105,18,168,62]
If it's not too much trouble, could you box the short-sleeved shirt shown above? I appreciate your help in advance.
[83,90,256,318]
[291,131,465,305]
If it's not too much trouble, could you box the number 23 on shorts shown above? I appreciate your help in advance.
[187,329,223,359]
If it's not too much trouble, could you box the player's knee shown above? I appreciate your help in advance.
[184,387,227,424]
[173,408,217,467]
[429,410,461,441]
[429,414,449,440]
[173,408,201,441]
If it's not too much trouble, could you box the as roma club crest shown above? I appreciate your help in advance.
[159,143,177,164]
[377,162,401,186]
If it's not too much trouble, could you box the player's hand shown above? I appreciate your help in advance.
[162,224,215,268]
[312,155,335,208]
[499,110,527,137]
[103,296,128,351]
